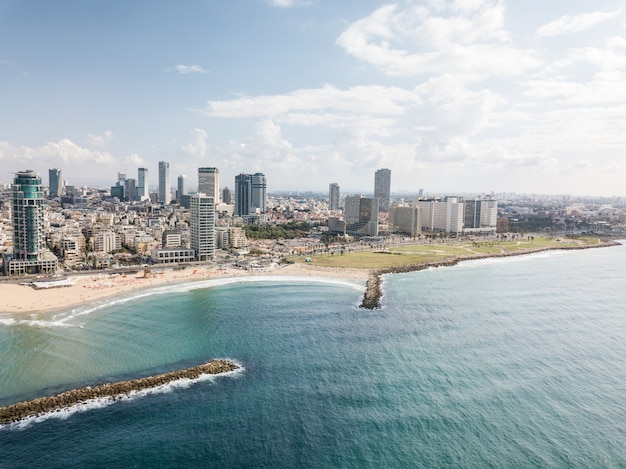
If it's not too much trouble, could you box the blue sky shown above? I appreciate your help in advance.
[1,0,625,196]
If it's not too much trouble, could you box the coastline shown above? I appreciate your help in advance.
[360,239,621,309]
[0,262,369,316]
[0,239,619,316]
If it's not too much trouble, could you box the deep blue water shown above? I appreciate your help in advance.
[1,244,626,468]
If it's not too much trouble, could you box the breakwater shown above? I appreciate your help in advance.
[0,359,239,425]
[360,241,619,309]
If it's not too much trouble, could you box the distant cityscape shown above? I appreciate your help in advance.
[1,163,625,277]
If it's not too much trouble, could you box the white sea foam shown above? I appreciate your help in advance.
[0,362,244,431]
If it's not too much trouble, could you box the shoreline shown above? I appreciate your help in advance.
[0,263,369,316]
[360,240,621,309]
[0,239,619,316]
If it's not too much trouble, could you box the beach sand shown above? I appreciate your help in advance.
[0,263,369,315]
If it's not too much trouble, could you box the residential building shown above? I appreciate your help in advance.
[374,168,391,212]
[190,193,215,261]
[4,170,58,275]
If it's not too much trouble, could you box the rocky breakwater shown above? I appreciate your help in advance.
[360,260,459,309]
[0,359,239,425]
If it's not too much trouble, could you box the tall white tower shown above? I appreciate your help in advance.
[158,161,171,204]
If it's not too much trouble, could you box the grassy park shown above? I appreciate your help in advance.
[291,236,603,270]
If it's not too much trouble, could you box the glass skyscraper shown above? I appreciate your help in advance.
[48,168,62,198]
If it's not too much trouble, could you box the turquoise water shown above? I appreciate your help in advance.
[1,244,626,468]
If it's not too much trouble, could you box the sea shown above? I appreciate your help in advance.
[1,242,626,468]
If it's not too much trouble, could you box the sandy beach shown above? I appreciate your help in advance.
[0,263,369,315]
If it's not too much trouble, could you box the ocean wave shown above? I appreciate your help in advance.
[0,362,244,431]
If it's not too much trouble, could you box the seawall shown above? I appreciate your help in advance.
[0,359,239,425]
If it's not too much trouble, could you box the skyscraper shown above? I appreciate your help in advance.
[158,161,171,204]
[124,178,136,203]
[222,187,232,205]
[329,183,340,210]
[48,168,62,198]
[251,173,267,213]
[374,168,391,212]
[234,173,252,216]
[190,193,215,261]
[5,170,57,275]
[177,175,187,202]
[198,167,220,204]
[137,167,149,201]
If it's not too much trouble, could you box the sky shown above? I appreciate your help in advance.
[1,0,625,196]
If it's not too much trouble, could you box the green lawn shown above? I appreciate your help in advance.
[290,236,602,269]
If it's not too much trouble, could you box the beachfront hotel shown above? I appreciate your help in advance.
[3,170,58,276]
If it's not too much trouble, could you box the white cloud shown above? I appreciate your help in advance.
[203,84,420,119]
[0,138,118,184]
[182,128,209,157]
[267,0,314,7]
[125,153,145,166]
[86,130,113,147]
[537,9,622,38]
[335,1,541,77]
[170,64,210,74]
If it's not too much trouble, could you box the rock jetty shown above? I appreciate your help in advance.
[0,359,239,425]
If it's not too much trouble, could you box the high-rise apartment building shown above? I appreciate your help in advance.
[137,167,149,201]
[374,168,391,212]
[177,175,187,202]
[198,167,220,204]
[158,161,171,204]
[4,170,57,275]
[329,183,340,211]
[234,173,252,216]
[251,173,267,213]
[48,168,62,198]
[190,193,215,261]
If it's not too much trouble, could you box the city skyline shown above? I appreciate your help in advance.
[1,1,625,196]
